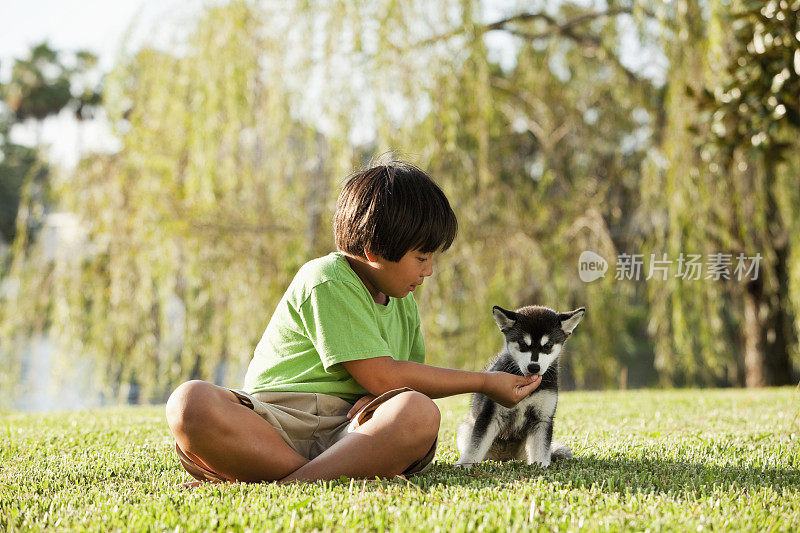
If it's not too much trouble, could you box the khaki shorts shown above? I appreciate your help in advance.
[175,387,437,482]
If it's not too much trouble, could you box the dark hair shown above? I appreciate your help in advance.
[334,158,458,262]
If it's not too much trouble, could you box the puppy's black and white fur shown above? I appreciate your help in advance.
[456,305,585,468]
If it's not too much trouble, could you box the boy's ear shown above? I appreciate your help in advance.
[558,307,586,335]
[492,306,517,331]
[363,249,379,263]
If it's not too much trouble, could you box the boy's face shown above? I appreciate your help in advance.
[367,249,435,299]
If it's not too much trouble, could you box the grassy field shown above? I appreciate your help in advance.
[2,387,799,531]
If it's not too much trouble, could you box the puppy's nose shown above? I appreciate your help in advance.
[527,363,540,374]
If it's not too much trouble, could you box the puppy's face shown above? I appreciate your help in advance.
[493,305,585,377]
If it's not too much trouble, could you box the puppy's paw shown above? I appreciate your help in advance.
[527,459,550,469]
[454,461,474,470]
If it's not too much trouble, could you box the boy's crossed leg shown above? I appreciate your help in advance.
[280,389,439,482]
[167,381,307,482]
[166,381,439,483]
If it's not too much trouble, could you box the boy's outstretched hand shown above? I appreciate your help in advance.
[481,371,541,408]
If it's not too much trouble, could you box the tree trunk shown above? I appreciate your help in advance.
[767,239,795,384]
[742,155,795,387]
[743,276,766,386]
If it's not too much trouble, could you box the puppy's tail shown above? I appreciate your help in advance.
[550,441,573,461]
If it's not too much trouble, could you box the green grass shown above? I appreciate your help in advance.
[2,387,799,532]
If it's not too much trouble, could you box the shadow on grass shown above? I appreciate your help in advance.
[417,455,800,495]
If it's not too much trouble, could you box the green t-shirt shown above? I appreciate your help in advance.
[243,252,425,402]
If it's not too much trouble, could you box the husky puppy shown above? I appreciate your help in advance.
[456,305,585,468]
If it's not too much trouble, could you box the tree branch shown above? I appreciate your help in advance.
[413,7,645,48]
[406,6,656,90]
[484,7,634,34]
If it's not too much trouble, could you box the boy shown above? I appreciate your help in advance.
[166,159,541,484]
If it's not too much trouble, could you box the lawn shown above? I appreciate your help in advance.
[2,387,799,531]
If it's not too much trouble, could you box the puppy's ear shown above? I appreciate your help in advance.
[558,307,586,335]
[492,306,517,331]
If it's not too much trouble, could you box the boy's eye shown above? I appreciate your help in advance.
[417,257,427,263]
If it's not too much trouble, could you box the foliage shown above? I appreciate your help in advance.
[0,1,648,401]
[639,0,736,386]
[641,0,800,386]
[0,42,102,124]
[705,0,800,153]
[0,115,42,246]
[0,1,798,402]
[0,42,102,250]
[2,43,70,123]
[2,388,799,530]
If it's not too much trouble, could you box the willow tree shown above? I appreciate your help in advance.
[638,0,731,386]
[2,0,672,404]
[1,2,355,403]
[641,0,799,386]
[701,0,800,386]
[278,0,660,387]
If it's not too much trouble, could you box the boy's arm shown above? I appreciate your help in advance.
[341,357,541,408]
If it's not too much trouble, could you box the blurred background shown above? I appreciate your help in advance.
[1,0,798,411]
